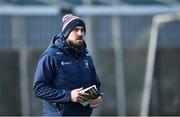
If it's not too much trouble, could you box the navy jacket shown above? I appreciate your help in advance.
[33,33,101,116]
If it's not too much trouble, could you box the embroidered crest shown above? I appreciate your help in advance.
[84,60,89,68]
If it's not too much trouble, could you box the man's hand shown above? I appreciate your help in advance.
[89,96,102,108]
[70,87,89,102]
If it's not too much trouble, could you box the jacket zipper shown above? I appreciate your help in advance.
[76,59,81,87]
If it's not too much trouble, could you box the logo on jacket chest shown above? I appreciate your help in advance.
[61,61,72,65]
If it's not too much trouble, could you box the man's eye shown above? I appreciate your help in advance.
[81,29,84,32]
[73,29,78,32]
[73,28,84,32]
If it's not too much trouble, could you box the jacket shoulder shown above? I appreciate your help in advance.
[40,46,63,59]
[85,53,93,62]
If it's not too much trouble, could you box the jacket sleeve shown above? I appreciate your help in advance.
[33,54,71,103]
[92,65,102,93]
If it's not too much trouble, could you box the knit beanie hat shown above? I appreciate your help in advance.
[62,14,86,39]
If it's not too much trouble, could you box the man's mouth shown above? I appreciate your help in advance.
[77,38,82,41]
[77,36,83,40]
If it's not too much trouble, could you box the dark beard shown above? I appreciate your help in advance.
[68,40,84,48]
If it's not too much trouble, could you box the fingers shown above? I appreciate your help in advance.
[77,91,89,102]
[76,87,83,91]
[77,95,86,102]
[90,98,102,105]
[71,87,89,102]
[90,103,99,108]
[89,96,102,108]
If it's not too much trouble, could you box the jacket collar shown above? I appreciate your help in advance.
[49,33,88,58]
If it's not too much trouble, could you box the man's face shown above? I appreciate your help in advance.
[66,26,85,48]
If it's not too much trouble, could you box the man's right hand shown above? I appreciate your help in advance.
[70,87,89,102]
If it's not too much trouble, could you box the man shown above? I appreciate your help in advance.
[33,14,102,116]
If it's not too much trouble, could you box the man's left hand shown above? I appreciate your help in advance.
[89,96,102,108]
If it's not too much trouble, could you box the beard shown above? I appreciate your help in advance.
[67,39,84,48]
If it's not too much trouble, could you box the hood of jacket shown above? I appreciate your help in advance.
[48,33,88,58]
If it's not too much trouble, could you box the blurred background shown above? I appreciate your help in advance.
[0,0,180,116]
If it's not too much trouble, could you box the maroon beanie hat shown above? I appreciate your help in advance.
[62,14,86,39]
